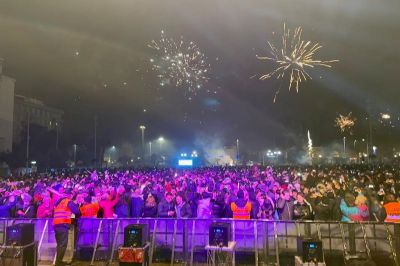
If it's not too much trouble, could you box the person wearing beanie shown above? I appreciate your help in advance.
[80,195,99,218]
[231,189,252,219]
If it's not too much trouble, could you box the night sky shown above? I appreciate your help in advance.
[0,0,399,152]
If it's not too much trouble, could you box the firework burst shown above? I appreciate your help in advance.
[335,113,356,133]
[256,23,338,102]
[148,30,210,95]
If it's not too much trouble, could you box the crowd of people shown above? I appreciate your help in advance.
[1,165,400,223]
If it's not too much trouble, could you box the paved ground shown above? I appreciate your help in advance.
[37,254,390,266]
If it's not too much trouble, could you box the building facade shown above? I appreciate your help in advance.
[0,59,16,152]
[13,95,64,143]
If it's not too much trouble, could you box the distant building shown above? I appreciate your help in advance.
[0,59,16,152]
[13,95,64,143]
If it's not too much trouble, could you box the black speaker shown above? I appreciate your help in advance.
[209,222,230,247]
[297,237,323,263]
[6,224,34,246]
[124,224,148,248]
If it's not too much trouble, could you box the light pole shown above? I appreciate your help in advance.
[73,144,77,165]
[158,137,164,154]
[55,121,59,150]
[149,141,152,157]
[94,116,97,167]
[343,137,346,158]
[236,139,240,165]
[362,138,369,163]
[26,111,30,169]
[354,140,358,163]
[111,146,116,165]
[139,125,146,158]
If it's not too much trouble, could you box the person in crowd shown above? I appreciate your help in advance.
[231,189,252,219]
[293,192,313,220]
[143,195,158,218]
[175,192,192,218]
[158,192,175,218]
[0,164,399,225]
[99,187,121,218]
[277,190,294,220]
[0,193,17,218]
[37,196,53,218]
[340,193,362,222]
[80,195,100,218]
[384,193,400,223]
[115,187,130,218]
[313,196,333,221]
[211,191,224,218]
[131,188,144,218]
[51,187,81,266]
[368,194,386,222]
[197,192,213,219]
[353,194,370,221]
[252,193,275,219]
[16,193,35,218]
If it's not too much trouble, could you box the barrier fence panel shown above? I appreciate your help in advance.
[0,218,399,265]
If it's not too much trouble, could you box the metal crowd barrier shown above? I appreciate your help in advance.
[0,218,399,265]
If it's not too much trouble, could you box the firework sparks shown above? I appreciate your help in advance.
[256,23,338,102]
[335,113,356,133]
[148,30,210,94]
[307,130,313,157]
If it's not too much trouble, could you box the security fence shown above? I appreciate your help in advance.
[0,218,399,265]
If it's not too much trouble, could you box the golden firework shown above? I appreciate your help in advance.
[335,113,356,133]
[257,23,338,102]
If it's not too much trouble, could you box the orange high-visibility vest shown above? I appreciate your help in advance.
[80,203,99,218]
[384,202,400,223]
[231,201,252,219]
[53,198,72,225]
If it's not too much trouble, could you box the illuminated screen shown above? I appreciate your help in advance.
[178,159,193,166]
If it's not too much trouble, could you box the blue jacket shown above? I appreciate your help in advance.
[340,199,359,222]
